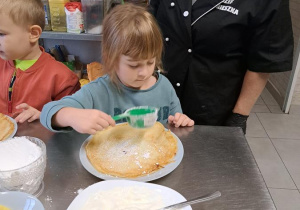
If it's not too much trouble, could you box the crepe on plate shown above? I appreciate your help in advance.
[0,113,14,141]
[85,122,177,178]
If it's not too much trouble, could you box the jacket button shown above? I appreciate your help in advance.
[183,11,189,17]
[188,49,192,53]
[165,37,169,41]
[176,83,180,87]
[170,2,175,7]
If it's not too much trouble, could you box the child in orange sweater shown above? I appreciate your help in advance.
[0,0,80,123]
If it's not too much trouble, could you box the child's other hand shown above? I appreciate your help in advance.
[14,103,41,123]
[57,108,116,135]
[168,113,194,128]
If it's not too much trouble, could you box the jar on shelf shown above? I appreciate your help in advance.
[81,0,104,34]
[49,0,69,32]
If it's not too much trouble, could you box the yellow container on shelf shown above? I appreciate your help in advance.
[49,0,69,31]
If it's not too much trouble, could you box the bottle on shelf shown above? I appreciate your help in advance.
[65,2,84,34]
[49,0,69,32]
[42,0,52,31]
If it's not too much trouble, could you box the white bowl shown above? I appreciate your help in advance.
[0,191,45,210]
[0,137,46,196]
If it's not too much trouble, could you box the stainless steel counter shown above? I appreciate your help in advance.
[16,122,276,210]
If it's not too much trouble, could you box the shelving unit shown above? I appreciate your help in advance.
[41,31,102,41]
[40,31,102,64]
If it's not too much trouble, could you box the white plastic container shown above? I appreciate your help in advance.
[65,2,84,33]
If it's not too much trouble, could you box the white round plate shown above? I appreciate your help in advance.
[0,191,45,210]
[79,129,184,182]
[5,115,18,139]
[67,180,192,210]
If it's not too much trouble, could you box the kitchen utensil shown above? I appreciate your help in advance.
[0,136,46,197]
[158,191,221,210]
[112,106,158,128]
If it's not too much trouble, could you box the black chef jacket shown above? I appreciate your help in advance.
[150,0,293,125]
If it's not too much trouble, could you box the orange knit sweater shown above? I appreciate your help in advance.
[0,48,80,116]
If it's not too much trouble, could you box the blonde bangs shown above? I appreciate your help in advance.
[121,18,163,61]
[102,3,164,84]
[0,0,45,29]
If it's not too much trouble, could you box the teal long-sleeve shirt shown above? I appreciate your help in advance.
[40,73,182,132]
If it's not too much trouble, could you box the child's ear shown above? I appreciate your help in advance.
[29,25,42,43]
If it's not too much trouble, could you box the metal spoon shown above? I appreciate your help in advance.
[158,191,221,210]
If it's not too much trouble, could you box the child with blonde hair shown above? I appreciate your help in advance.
[0,0,80,123]
[40,3,194,134]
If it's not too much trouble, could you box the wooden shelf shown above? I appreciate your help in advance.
[41,31,102,41]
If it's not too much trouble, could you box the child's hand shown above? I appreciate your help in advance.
[14,103,41,123]
[168,113,194,128]
[54,108,116,135]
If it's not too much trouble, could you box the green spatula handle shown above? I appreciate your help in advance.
[112,113,129,121]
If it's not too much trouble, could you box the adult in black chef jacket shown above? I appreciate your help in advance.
[150,0,293,133]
